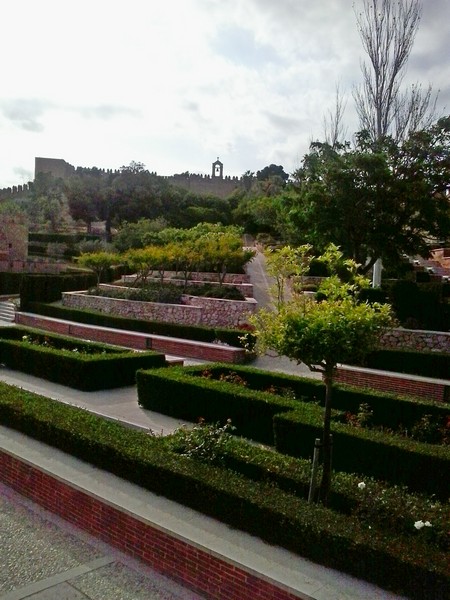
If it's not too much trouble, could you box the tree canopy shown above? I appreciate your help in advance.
[251,244,394,503]
[285,118,450,272]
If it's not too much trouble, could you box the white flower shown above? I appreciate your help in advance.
[414,520,424,530]
[358,482,366,490]
[424,521,432,527]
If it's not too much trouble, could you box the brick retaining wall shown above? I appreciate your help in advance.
[0,448,300,600]
[334,366,449,402]
[15,313,248,363]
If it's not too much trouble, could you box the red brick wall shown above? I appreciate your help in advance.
[334,367,448,402]
[0,448,300,600]
[15,313,247,363]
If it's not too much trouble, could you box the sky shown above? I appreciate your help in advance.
[0,0,449,187]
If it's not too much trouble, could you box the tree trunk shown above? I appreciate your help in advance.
[319,366,334,505]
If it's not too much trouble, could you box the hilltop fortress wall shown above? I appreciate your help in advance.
[30,157,243,199]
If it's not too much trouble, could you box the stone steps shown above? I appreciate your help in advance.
[0,301,15,323]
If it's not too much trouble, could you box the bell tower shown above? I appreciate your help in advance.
[212,157,223,179]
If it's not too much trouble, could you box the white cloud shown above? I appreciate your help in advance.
[0,0,448,187]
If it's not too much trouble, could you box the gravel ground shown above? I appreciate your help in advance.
[0,483,204,600]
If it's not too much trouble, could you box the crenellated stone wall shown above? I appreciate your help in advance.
[165,173,242,199]
[0,182,33,200]
[62,290,257,328]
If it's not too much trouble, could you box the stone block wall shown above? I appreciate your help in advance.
[0,259,69,274]
[120,276,254,297]
[62,290,257,328]
[381,328,450,353]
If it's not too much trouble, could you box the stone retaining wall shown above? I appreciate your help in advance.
[381,328,450,353]
[62,290,257,328]
[0,259,69,274]
[120,276,254,297]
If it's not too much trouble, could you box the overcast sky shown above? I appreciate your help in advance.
[0,0,448,187]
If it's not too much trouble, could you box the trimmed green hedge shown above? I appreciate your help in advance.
[25,301,255,349]
[20,274,97,309]
[137,366,299,445]
[136,364,450,498]
[360,348,450,380]
[0,326,166,390]
[140,363,449,431]
[274,409,449,498]
[28,233,101,244]
[0,382,447,600]
[0,272,23,295]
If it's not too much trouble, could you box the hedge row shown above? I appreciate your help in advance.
[0,382,447,600]
[361,348,450,380]
[28,233,101,244]
[0,272,23,295]
[20,274,97,308]
[25,301,254,348]
[145,363,449,432]
[136,365,450,498]
[0,326,166,390]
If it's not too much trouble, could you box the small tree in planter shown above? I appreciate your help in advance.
[78,251,120,285]
[251,245,394,505]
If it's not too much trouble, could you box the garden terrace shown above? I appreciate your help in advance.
[0,382,448,600]
[0,326,166,390]
[136,364,450,499]
[62,286,257,328]
[121,273,254,297]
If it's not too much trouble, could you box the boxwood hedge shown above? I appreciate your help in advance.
[0,326,166,390]
[0,382,448,600]
[136,364,450,498]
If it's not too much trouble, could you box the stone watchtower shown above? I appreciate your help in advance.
[212,158,223,179]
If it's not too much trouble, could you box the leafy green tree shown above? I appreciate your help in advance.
[65,174,104,233]
[287,118,450,272]
[251,245,394,504]
[264,245,312,309]
[114,218,169,252]
[77,252,119,285]
[195,229,254,284]
[256,164,289,183]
